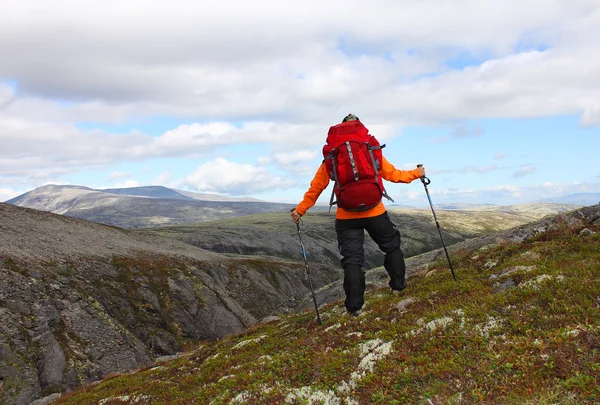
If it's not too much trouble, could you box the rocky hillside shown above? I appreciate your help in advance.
[0,198,590,405]
[0,203,341,405]
[47,205,600,405]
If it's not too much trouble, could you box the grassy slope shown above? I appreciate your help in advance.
[54,215,600,404]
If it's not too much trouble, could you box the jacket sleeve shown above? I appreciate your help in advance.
[379,156,422,183]
[295,162,331,215]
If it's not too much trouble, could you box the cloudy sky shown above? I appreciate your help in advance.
[2,0,599,207]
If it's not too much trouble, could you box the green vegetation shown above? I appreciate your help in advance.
[53,214,600,404]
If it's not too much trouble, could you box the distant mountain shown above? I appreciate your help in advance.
[6,184,295,228]
[175,189,264,202]
[434,203,498,210]
[6,185,264,205]
[6,184,111,214]
[101,185,194,200]
[538,192,600,206]
[99,185,264,202]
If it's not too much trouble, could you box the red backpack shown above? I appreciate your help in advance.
[322,120,393,211]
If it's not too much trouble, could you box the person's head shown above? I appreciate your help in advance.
[342,113,359,123]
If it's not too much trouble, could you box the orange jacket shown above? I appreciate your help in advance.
[295,156,422,220]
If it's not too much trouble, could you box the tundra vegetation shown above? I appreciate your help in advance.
[50,207,600,405]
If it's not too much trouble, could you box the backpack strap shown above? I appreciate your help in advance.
[344,141,360,181]
[328,189,337,212]
[323,152,340,212]
[365,143,380,182]
[366,143,394,203]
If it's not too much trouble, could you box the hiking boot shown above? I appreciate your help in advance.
[349,310,362,317]
[391,289,404,297]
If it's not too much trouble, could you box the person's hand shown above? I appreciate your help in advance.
[290,208,302,224]
[417,164,426,178]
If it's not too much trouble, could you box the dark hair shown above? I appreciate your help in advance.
[342,113,359,123]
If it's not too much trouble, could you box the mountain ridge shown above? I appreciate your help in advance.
[6,185,298,228]
[6,184,264,205]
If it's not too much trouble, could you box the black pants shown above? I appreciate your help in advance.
[335,212,406,313]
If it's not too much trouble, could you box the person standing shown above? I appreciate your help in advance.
[290,114,425,316]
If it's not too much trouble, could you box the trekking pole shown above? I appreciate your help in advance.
[418,169,458,282]
[295,222,323,325]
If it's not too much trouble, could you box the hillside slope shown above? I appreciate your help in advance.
[0,203,341,405]
[49,205,600,405]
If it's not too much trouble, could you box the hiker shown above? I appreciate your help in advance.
[290,114,425,317]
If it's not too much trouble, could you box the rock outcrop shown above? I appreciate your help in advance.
[0,203,340,405]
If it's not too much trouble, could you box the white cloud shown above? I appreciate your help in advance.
[0,114,327,183]
[0,188,23,202]
[138,122,326,159]
[494,153,506,160]
[1,1,600,201]
[489,185,523,199]
[180,158,295,195]
[272,151,319,166]
[0,118,150,179]
[106,171,133,181]
[434,165,500,175]
[429,125,485,143]
[1,1,598,124]
[258,150,322,177]
[422,181,600,205]
[0,83,15,107]
[152,172,173,186]
[580,105,600,127]
[154,122,236,150]
[1,2,599,127]
[112,180,140,188]
[513,166,536,178]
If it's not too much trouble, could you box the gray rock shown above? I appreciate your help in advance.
[395,298,417,313]
[490,265,536,280]
[36,333,67,390]
[28,393,61,405]
[260,316,280,324]
[153,354,182,365]
[494,279,516,293]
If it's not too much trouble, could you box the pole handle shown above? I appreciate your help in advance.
[417,164,430,185]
